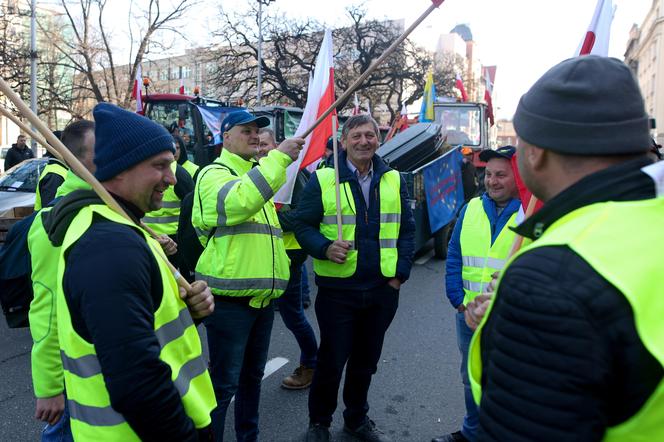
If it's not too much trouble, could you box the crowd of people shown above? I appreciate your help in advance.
[3,54,663,442]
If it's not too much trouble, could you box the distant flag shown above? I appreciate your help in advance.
[455,73,468,102]
[511,153,543,223]
[400,101,409,131]
[131,64,143,113]
[483,66,496,127]
[577,0,615,56]
[275,29,336,204]
[352,93,361,115]
[419,71,435,122]
[179,78,185,95]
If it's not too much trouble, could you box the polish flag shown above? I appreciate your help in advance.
[400,101,409,131]
[483,66,496,127]
[577,0,615,56]
[274,29,336,204]
[352,92,360,115]
[179,78,185,95]
[455,73,468,102]
[511,153,543,223]
[131,64,143,114]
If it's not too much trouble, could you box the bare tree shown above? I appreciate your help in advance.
[0,3,32,109]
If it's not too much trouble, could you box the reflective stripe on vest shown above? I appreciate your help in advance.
[34,162,68,211]
[142,162,181,235]
[459,197,518,305]
[57,205,215,440]
[468,198,664,441]
[313,167,401,278]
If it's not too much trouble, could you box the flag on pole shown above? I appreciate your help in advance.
[352,93,361,115]
[400,101,409,131]
[511,153,543,223]
[419,71,435,122]
[483,66,496,127]
[179,78,185,95]
[577,0,615,56]
[274,29,336,204]
[455,73,468,102]
[131,65,143,113]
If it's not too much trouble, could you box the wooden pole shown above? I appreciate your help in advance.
[508,194,540,257]
[0,76,192,292]
[331,115,343,241]
[300,0,446,139]
[0,106,64,162]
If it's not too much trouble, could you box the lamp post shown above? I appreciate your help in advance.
[30,0,38,156]
[256,0,275,107]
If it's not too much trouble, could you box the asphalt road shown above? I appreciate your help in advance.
[0,252,464,441]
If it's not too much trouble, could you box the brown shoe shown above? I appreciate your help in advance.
[281,365,314,390]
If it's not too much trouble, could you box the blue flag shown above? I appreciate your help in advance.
[422,149,464,233]
[196,105,239,144]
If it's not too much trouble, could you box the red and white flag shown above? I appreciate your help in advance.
[274,29,336,204]
[455,73,468,102]
[400,101,409,131]
[131,64,143,113]
[483,66,496,127]
[179,78,185,95]
[577,0,615,56]
[352,92,361,115]
[511,153,543,223]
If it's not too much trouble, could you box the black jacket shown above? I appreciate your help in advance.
[477,157,663,441]
[4,144,34,170]
[295,151,416,290]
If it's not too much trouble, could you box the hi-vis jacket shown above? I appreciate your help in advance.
[142,162,181,236]
[34,159,69,211]
[193,148,292,308]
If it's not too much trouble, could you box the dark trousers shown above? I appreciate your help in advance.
[308,283,399,429]
[277,250,318,368]
[204,299,274,442]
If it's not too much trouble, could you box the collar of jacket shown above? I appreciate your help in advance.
[336,150,391,183]
[480,193,521,220]
[217,148,257,175]
[514,156,657,240]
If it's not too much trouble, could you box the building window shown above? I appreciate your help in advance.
[182,66,191,79]
[170,68,179,80]
[159,70,168,81]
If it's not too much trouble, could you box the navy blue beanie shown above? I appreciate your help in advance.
[513,56,650,155]
[93,103,176,181]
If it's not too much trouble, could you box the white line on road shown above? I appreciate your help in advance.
[263,356,289,380]
[415,249,434,265]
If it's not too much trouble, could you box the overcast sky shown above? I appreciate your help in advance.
[102,0,653,120]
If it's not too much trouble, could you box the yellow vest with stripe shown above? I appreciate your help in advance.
[182,160,199,178]
[142,162,180,235]
[468,198,664,441]
[313,167,401,278]
[34,160,69,211]
[459,197,518,305]
[56,204,215,441]
[193,149,291,308]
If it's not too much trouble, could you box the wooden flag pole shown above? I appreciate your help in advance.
[0,76,192,292]
[300,0,446,139]
[508,194,540,257]
[331,115,343,241]
[0,106,64,162]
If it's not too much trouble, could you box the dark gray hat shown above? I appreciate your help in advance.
[513,56,651,155]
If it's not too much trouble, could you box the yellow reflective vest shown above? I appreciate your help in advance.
[34,160,68,211]
[459,197,518,306]
[182,160,199,178]
[468,198,664,441]
[193,148,291,308]
[56,204,215,440]
[142,162,180,235]
[312,167,401,278]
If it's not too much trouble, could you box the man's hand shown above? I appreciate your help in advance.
[387,278,401,290]
[325,240,352,264]
[464,294,493,331]
[157,234,178,256]
[179,281,214,319]
[277,137,306,161]
[35,394,64,425]
[487,271,500,293]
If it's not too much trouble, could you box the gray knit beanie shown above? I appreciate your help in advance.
[513,56,651,155]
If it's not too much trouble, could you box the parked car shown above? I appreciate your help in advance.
[0,158,48,218]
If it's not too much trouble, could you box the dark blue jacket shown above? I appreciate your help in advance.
[445,193,520,308]
[295,151,415,290]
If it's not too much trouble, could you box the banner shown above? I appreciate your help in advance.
[196,105,231,145]
[422,149,465,233]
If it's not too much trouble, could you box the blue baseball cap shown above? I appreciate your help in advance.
[220,110,270,134]
[479,145,516,162]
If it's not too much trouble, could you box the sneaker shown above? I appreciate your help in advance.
[281,365,315,390]
[305,423,330,442]
[431,431,470,442]
[344,419,392,442]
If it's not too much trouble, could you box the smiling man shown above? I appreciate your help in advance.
[435,145,520,442]
[295,114,415,442]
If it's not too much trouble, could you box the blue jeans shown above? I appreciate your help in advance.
[277,251,318,368]
[456,311,478,441]
[41,397,73,442]
[301,263,311,304]
[204,299,274,442]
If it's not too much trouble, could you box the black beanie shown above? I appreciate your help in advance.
[513,56,651,155]
[93,103,175,181]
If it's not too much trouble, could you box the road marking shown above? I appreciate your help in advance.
[415,249,434,265]
[230,357,290,403]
